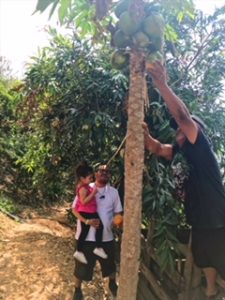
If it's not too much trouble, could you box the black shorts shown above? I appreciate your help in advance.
[192,227,225,279]
[74,240,116,281]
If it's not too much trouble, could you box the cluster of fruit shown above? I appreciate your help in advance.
[111,0,165,70]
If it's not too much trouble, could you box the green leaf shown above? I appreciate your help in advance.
[49,0,60,19]
[58,0,71,24]
[165,24,178,42]
[34,0,55,13]
[177,11,184,23]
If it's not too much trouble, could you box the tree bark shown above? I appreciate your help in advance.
[117,50,145,300]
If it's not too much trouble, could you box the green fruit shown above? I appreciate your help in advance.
[133,31,149,48]
[147,51,163,64]
[111,50,129,70]
[119,11,139,36]
[115,0,131,18]
[113,30,131,48]
[149,36,164,52]
[143,14,165,38]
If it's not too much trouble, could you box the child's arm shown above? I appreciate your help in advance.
[72,207,89,224]
[72,207,100,227]
[79,186,97,205]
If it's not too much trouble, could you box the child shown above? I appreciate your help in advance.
[73,162,108,264]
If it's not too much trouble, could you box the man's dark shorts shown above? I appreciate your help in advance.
[192,227,225,279]
[74,240,116,281]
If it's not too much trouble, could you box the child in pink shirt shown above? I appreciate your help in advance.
[73,162,107,264]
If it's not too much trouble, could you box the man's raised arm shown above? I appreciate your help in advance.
[146,62,198,144]
[143,123,173,160]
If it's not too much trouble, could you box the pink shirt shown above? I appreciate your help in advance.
[75,184,97,213]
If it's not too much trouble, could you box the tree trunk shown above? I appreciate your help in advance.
[117,50,145,300]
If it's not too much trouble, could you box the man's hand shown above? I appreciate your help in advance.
[113,214,123,228]
[142,122,150,137]
[142,122,173,159]
[146,61,167,90]
[142,122,152,150]
[88,218,100,229]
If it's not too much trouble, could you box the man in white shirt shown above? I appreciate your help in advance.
[72,165,123,300]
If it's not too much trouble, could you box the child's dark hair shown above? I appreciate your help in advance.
[76,161,93,179]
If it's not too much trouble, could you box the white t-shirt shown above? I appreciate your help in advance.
[72,183,123,242]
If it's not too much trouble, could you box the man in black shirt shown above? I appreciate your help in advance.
[144,61,225,298]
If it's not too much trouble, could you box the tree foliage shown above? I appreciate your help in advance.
[1,1,225,271]
[142,4,225,269]
[13,31,128,202]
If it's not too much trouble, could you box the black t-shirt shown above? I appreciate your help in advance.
[180,129,225,229]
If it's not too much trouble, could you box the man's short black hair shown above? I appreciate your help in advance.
[170,115,206,130]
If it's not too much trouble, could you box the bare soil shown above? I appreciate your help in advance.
[2,206,225,300]
[0,206,107,300]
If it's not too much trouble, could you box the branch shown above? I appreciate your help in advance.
[106,135,128,166]
[171,31,214,88]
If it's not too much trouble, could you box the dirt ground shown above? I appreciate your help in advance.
[0,206,108,300]
[3,206,225,300]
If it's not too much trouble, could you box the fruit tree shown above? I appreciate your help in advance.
[34,0,197,299]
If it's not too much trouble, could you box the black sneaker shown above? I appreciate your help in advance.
[73,288,83,300]
[108,280,118,297]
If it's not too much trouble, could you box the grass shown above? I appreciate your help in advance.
[0,194,18,214]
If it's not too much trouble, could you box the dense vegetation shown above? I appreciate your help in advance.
[1,1,225,270]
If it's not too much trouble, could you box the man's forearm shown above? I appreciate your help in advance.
[145,135,162,155]
[144,131,173,160]
[158,84,190,124]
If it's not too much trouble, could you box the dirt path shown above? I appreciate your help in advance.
[0,207,107,300]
